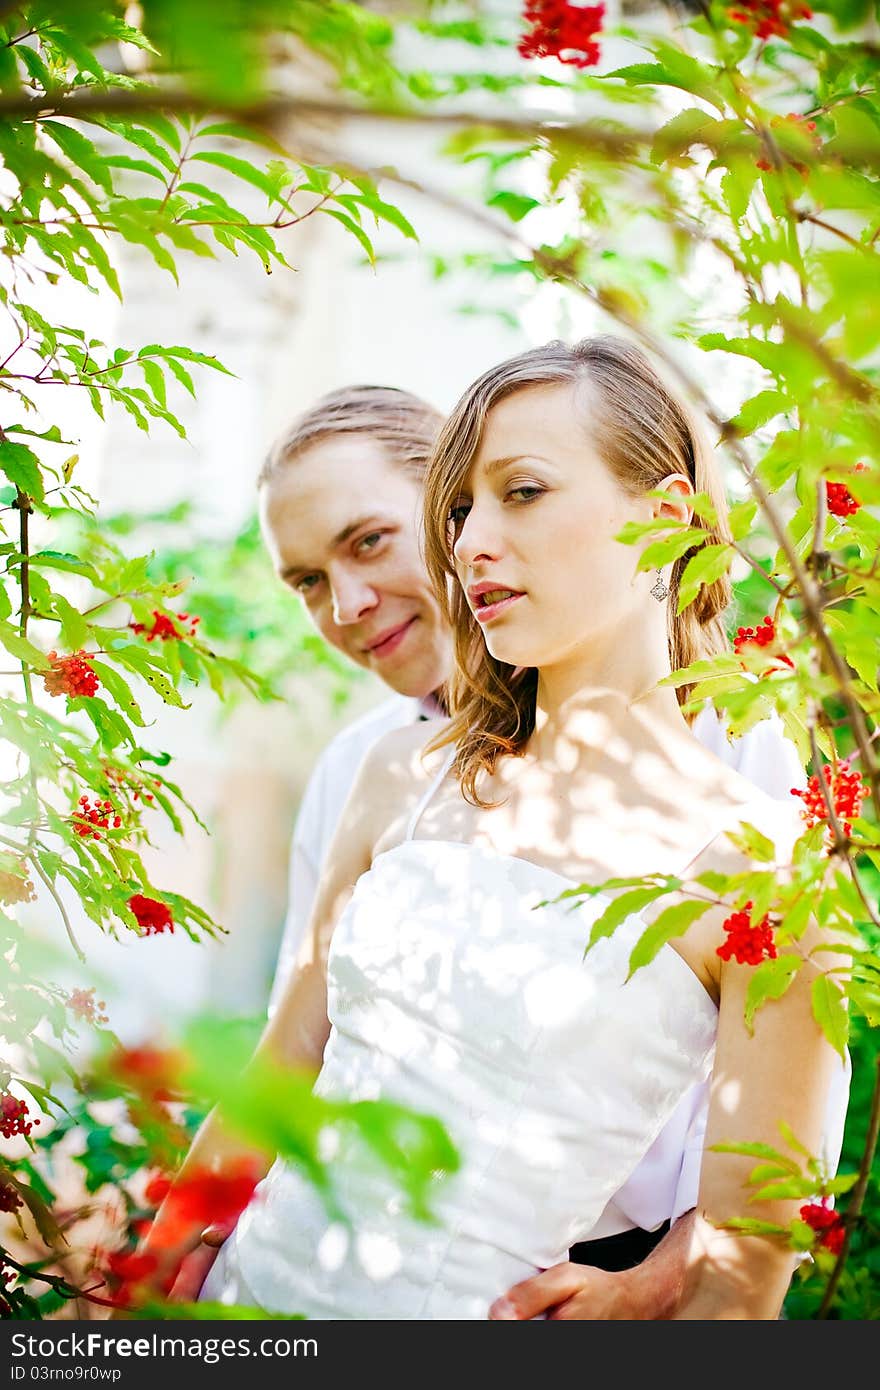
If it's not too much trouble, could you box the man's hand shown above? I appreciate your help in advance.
[489,1262,638,1320]
[488,1211,696,1321]
[167,1218,236,1303]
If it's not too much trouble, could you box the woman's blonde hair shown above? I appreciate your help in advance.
[422,335,733,807]
[258,384,444,486]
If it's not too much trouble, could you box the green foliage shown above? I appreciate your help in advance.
[0,0,435,1321]
[1,0,879,1323]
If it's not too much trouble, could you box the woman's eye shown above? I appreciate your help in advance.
[507,486,543,503]
[446,502,470,545]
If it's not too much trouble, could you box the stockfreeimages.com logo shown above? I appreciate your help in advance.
[11,1332,317,1367]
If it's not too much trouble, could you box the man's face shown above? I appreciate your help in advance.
[260,434,452,699]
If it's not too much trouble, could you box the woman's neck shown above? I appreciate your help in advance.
[531,641,687,763]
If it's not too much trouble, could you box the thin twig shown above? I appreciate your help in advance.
[818,1050,880,1318]
[30,856,85,963]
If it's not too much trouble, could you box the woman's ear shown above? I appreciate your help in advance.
[652,473,694,526]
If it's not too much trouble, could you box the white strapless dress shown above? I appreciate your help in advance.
[201,838,718,1319]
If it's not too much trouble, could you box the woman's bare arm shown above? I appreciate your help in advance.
[674,905,846,1319]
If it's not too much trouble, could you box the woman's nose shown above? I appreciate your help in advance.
[453,506,502,569]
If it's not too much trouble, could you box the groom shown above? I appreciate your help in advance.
[184,383,845,1319]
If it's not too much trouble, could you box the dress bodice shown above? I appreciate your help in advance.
[203,836,719,1320]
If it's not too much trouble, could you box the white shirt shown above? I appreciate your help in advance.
[269,697,850,1236]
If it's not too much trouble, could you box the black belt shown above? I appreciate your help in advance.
[569,1219,670,1272]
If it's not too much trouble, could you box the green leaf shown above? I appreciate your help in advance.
[651,109,721,165]
[324,208,376,265]
[750,1176,822,1202]
[728,391,790,437]
[628,899,714,975]
[0,621,49,668]
[811,974,850,1059]
[88,660,146,727]
[28,551,100,584]
[727,501,758,542]
[487,190,541,222]
[0,441,44,501]
[48,591,88,650]
[41,121,114,195]
[724,820,778,863]
[636,526,707,571]
[190,150,291,205]
[583,884,674,956]
[111,644,190,708]
[676,544,732,612]
[744,956,800,1033]
[101,154,169,185]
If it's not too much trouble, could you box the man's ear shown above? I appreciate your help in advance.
[652,473,694,526]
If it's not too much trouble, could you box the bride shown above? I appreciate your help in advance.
[142,336,843,1320]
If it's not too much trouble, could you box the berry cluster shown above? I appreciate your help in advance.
[0,1262,13,1317]
[102,1247,164,1308]
[43,650,100,699]
[732,615,794,673]
[103,764,156,807]
[518,1,604,68]
[800,1201,845,1255]
[826,480,861,518]
[728,0,812,40]
[0,1182,22,1213]
[72,795,122,840]
[128,894,174,936]
[716,902,778,965]
[756,113,820,173]
[0,865,36,907]
[130,610,200,642]
[791,761,869,839]
[66,987,109,1026]
[108,1045,184,1103]
[0,1092,39,1139]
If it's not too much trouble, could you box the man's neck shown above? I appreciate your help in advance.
[418,689,447,720]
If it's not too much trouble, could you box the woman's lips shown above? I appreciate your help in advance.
[474,593,524,624]
[367,617,417,659]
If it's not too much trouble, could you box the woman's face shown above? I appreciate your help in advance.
[450,382,659,672]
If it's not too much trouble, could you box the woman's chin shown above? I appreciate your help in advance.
[484,638,535,667]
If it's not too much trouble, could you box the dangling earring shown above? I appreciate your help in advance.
[650,568,669,602]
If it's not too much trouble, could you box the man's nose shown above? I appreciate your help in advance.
[330,569,379,625]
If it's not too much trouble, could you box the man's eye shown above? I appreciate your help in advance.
[356,532,383,553]
[293,574,321,595]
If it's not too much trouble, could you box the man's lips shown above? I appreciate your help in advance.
[364,617,417,658]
